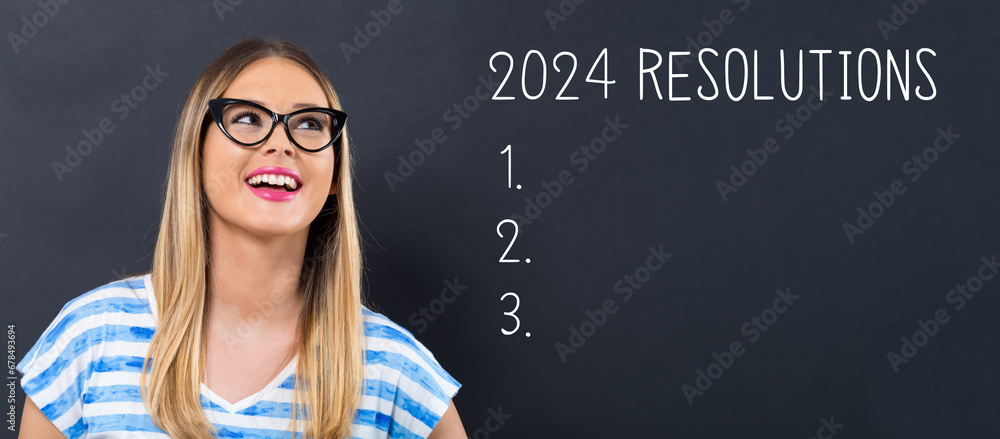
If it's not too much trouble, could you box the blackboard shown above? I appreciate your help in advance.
[2,0,999,437]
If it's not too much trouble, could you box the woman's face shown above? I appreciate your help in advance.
[201,57,337,238]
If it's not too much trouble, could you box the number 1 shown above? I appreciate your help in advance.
[501,144,512,189]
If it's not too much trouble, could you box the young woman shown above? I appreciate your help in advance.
[17,37,465,438]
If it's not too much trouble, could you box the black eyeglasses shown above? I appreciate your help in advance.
[208,98,348,153]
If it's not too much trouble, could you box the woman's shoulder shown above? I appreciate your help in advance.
[61,272,154,315]
[359,304,461,396]
[49,272,154,318]
[357,305,462,437]
[360,305,439,359]
[15,273,157,435]
[360,305,414,339]
[18,273,157,373]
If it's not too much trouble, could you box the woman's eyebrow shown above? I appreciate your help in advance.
[244,98,323,110]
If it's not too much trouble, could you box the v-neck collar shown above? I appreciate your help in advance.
[200,354,298,413]
[141,273,300,414]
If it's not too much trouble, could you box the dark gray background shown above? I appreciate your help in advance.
[2,0,999,437]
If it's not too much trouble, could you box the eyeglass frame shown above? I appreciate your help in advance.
[207,98,348,153]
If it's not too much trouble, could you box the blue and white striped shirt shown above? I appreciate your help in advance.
[16,273,462,438]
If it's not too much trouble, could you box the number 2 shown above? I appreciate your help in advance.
[497,219,520,263]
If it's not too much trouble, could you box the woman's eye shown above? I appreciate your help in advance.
[295,118,323,130]
[231,111,261,126]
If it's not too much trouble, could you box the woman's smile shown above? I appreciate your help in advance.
[245,166,302,202]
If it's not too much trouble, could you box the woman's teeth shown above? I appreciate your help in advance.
[247,174,298,191]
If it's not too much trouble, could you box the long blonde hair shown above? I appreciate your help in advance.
[137,36,366,438]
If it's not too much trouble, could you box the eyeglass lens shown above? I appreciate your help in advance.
[221,103,336,150]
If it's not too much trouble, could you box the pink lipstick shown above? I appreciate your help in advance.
[245,166,302,202]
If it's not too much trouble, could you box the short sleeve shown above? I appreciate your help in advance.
[387,332,461,439]
[17,297,102,438]
[360,311,461,439]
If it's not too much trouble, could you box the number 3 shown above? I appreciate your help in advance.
[500,292,520,335]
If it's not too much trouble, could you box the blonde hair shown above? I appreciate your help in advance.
[137,36,366,438]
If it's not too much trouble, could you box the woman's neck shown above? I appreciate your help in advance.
[204,215,308,340]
